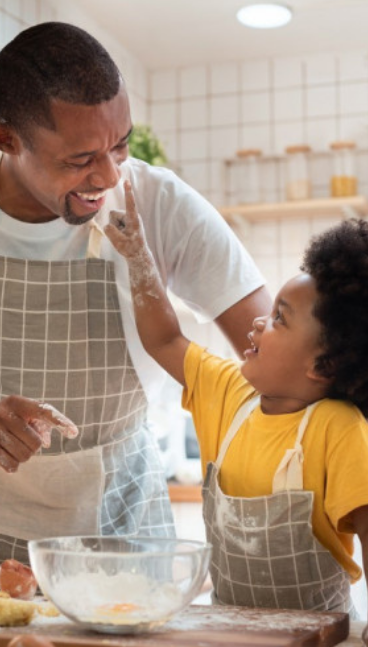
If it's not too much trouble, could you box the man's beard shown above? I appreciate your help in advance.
[62,195,98,226]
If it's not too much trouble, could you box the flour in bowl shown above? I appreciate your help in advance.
[51,569,183,626]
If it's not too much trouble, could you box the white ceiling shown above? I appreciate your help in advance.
[73,0,368,70]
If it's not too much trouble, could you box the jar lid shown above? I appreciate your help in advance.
[285,145,311,154]
[236,148,262,158]
[330,140,356,150]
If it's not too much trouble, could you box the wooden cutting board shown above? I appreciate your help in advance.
[0,604,349,647]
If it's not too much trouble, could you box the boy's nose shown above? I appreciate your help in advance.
[253,316,266,330]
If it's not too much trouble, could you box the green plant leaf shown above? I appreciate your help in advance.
[129,124,168,166]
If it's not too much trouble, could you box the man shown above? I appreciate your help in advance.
[0,21,271,563]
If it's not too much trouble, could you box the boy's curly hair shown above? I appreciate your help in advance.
[301,218,368,415]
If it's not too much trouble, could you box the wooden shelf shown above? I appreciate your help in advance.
[219,195,368,223]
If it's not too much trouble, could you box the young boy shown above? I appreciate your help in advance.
[105,181,368,622]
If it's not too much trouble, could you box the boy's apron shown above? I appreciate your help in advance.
[0,220,174,564]
[203,397,353,612]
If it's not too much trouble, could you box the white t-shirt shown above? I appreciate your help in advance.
[0,158,264,400]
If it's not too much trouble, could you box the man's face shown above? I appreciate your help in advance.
[6,85,132,224]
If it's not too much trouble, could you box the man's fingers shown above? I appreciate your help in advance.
[29,421,51,448]
[0,411,43,454]
[34,403,78,439]
[0,447,20,473]
[0,397,78,472]
[0,397,78,440]
[0,419,40,460]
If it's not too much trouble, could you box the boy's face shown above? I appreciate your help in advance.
[242,273,326,409]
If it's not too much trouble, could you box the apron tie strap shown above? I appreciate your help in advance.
[87,219,105,259]
[272,444,304,492]
[272,401,319,493]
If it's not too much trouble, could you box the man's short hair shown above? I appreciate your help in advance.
[0,22,122,145]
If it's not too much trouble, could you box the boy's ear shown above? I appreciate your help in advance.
[306,366,331,385]
[0,123,21,155]
[306,356,334,385]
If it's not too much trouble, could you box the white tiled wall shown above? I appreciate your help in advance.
[149,51,368,294]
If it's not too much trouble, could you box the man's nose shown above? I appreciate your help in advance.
[89,156,122,189]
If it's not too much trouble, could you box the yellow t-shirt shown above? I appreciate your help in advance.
[182,342,368,582]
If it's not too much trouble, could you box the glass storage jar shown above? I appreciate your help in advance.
[330,141,357,197]
[284,145,312,201]
[236,148,263,204]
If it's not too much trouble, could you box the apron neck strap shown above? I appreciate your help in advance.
[87,219,105,259]
[215,396,260,469]
[215,395,321,493]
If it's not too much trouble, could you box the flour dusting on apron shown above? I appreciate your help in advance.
[203,397,354,613]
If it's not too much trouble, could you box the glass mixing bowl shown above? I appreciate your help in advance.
[28,536,211,634]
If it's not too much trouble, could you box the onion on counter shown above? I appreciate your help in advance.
[0,560,38,601]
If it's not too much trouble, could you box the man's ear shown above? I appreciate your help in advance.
[0,123,22,155]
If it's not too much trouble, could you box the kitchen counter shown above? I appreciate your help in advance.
[0,603,360,647]
[340,621,365,646]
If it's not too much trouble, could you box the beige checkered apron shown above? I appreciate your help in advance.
[0,220,174,564]
[203,396,354,612]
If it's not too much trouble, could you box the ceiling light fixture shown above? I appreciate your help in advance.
[236,3,292,29]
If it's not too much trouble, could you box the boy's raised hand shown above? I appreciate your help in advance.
[104,180,147,259]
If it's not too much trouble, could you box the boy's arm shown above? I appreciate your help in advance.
[104,180,189,386]
[350,505,368,643]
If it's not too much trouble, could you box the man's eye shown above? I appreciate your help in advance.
[67,159,93,169]
[115,141,128,150]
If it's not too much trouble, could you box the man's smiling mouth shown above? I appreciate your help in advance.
[74,190,107,202]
